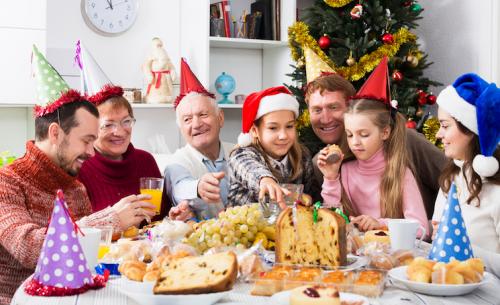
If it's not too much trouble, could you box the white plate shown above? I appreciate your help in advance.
[270,290,369,305]
[389,266,492,296]
[111,277,229,305]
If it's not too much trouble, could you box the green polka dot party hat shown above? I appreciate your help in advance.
[32,44,84,117]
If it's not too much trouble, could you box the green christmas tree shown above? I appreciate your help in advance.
[287,0,441,155]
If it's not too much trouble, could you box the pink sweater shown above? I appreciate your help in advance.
[321,149,429,233]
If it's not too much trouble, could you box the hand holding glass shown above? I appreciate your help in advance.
[140,177,163,215]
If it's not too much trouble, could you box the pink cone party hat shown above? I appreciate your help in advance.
[25,190,108,296]
[428,183,474,263]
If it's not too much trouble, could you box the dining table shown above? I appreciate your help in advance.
[11,271,500,305]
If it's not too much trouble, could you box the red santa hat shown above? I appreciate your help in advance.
[174,58,215,108]
[351,56,398,109]
[238,86,299,146]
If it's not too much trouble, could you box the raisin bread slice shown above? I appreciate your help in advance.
[275,206,347,267]
[153,251,237,294]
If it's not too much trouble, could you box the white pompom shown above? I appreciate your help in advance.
[472,154,499,177]
[237,132,253,147]
[390,99,398,109]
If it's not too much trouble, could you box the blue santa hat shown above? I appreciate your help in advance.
[428,183,474,263]
[437,73,500,177]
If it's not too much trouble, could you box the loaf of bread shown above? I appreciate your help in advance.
[153,251,237,294]
[275,206,347,267]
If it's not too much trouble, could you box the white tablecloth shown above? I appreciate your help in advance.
[11,274,500,305]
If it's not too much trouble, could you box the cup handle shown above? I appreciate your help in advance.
[416,225,427,248]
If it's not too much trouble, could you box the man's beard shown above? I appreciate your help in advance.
[56,138,88,177]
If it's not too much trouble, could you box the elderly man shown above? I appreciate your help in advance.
[306,73,447,218]
[0,47,155,304]
[166,58,232,221]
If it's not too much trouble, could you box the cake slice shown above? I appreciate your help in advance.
[276,206,347,267]
[290,285,340,305]
[153,251,237,294]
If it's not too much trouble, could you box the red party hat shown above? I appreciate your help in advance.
[352,57,393,107]
[174,58,215,108]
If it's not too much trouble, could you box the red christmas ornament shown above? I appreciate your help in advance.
[402,1,413,7]
[406,120,417,129]
[381,33,394,44]
[427,94,437,105]
[417,90,428,106]
[318,35,331,49]
[392,70,403,82]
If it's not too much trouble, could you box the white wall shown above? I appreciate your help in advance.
[418,0,500,90]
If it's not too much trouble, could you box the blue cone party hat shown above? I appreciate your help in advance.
[25,190,107,296]
[428,183,473,262]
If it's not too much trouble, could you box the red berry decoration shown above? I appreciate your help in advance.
[318,35,331,49]
[392,70,403,82]
[417,90,428,106]
[381,33,394,44]
[406,120,417,129]
[427,94,437,105]
[402,1,412,7]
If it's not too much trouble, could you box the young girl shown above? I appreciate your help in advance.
[228,86,317,207]
[431,73,500,277]
[318,58,428,234]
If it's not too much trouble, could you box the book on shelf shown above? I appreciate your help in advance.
[250,0,272,40]
[247,11,262,39]
[220,0,231,38]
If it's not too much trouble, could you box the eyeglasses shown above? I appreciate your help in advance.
[100,117,136,132]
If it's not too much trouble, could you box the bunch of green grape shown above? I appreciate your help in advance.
[184,203,275,253]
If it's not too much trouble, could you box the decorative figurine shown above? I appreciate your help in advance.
[143,37,176,103]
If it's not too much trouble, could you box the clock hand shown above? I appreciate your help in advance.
[105,0,114,10]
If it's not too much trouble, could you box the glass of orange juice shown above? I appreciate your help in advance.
[140,177,164,215]
[96,226,113,260]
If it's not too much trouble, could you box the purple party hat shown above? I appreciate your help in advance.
[25,190,107,296]
[428,183,474,262]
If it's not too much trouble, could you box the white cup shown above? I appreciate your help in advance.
[388,219,426,250]
[78,227,101,272]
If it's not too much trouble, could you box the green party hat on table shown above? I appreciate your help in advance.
[32,45,83,117]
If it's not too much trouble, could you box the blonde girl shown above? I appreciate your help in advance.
[228,86,317,207]
[318,58,428,233]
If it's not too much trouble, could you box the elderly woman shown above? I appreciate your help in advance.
[78,85,169,218]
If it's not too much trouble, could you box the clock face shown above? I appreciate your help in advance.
[82,0,139,35]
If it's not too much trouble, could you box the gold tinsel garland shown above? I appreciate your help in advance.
[324,0,354,8]
[422,117,443,149]
[288,22,417,81]
[296,109,311,130]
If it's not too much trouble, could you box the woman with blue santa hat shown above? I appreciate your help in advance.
[431,73,500,277]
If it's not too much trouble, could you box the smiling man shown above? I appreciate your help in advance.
[165,58,233,221]
[0,47,155,304]
[306,73,447,218]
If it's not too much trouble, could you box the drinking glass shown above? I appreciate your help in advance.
[140,177,164,215]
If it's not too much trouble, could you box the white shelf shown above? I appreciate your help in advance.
[209,37,288,49]
[0,103,35,107]
[131,103,242,109]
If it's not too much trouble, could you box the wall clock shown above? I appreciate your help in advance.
[81,0,139,36]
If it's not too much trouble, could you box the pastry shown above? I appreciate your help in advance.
[251,265,293,296]
[407,265,432,283]
[369,252,395,270]
[451,259,484,283]
[276,206,347,267]
[143,270,161,282]
[353,270,384,297]
[393,249,414,266]
[363,230,390,245]
[284,267,322,290]
[123,226,139,238]
[119,260,147,282]
[153,251,237,294]
[239,254,264,280]
[431,265,464,285]
[321,270,352,285]
[290,285,340,305]
[326,145,342,164]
